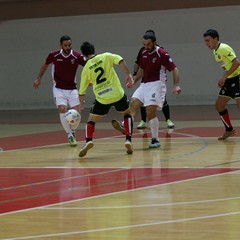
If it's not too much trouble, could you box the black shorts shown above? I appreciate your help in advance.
[219,75,240,99]
[90,94,130,116]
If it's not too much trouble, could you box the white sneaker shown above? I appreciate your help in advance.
[79,141,94,157]
[167,119,175,129]
[137,120,148,129]
[125,140,133,154]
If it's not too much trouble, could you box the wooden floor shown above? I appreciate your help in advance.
[0,106,240,240]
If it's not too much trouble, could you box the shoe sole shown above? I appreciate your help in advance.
[149,144,161,149]
[70,142,77,147]
[79,142,94,157]
[69,138,77,147]
[137,126,148,129]
[112,120,125,135]
[218,130,236,140]
[167,125,175,129]
[125,142,133,154]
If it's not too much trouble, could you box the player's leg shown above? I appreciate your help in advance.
[137,106,148,129]
[54,88,77,146]
[216,95,235,140]
[162,98,174,128]
[59,105,77,146]
[146,105,160,148]
[68,90,82,142]
[112,97,142,135]
[79,100,108,157]
[145,81,166,148]
[115,94,134,154]
[78,115,97,157]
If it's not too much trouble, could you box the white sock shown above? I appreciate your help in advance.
[60,113,72,135]
[149,117,159,140]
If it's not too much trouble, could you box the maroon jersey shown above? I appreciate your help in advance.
[45,49,86,90]
[139,46,176,83]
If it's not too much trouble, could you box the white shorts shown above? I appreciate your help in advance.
[53,87,80,108]
[132,81,166,109]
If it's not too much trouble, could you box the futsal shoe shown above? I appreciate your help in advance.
[125,140,133,154]
[166,119,175,129]
[79,141,94,157]
[218,130,236,140]
[68,134,77,147]
[149,138,161,148]
[71,131,76,138]
[112,120,126,135]
[137,120,148,129]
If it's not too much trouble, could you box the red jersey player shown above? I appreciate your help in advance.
[33,35,86,146]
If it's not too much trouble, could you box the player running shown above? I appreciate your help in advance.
[78,41,134,157]
[112,31,181,148]
[33,35,86,146]
[203,29,240,140]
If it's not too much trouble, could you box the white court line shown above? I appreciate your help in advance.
[1,211,240,240]
[45,195,240,210]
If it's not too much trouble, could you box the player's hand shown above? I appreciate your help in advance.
[125,74,134,88]
[33,79,41,89]
[172,85,181,95]
[218,77,226,88]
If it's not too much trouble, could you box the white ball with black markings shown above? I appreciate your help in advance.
[65,109,81,125]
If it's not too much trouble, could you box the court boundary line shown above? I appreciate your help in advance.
[2,210,240,240]
[45,195,240,210]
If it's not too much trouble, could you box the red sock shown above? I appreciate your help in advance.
[86,121,95,140]
[124,115,133,138]
[219,109,233,131]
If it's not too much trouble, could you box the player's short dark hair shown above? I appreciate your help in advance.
[203,29,219,40]
[145,29,155,35]
[143,31,156,42]
[60,35,71,44]
[80,41,95,56]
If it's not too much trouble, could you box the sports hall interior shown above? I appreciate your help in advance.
[0,1,240,240]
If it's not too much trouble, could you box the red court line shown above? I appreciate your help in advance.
[0,167,239,214]
[0,127,228,151]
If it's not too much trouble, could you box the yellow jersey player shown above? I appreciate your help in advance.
[78,41,134,157]
[204,29,240,140]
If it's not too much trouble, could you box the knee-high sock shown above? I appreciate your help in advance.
[60,113,72,134]
[149,117,159,140]
[124,114,133,141]
[219,109,233,131]
[86,121,95,141]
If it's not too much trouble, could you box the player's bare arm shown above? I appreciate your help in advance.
[33,63,48,89]
[133,67,143,86]
[133,62,140,76]
[172,67,181,95]
[119,60,134,88]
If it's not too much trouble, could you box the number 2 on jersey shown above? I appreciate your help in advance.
[95,67,106,84]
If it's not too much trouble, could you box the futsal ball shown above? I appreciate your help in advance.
[65,109,81,125]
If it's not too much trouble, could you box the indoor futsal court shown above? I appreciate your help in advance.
[0,105,240,240]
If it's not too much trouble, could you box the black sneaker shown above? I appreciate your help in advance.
[149,138,160,148]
